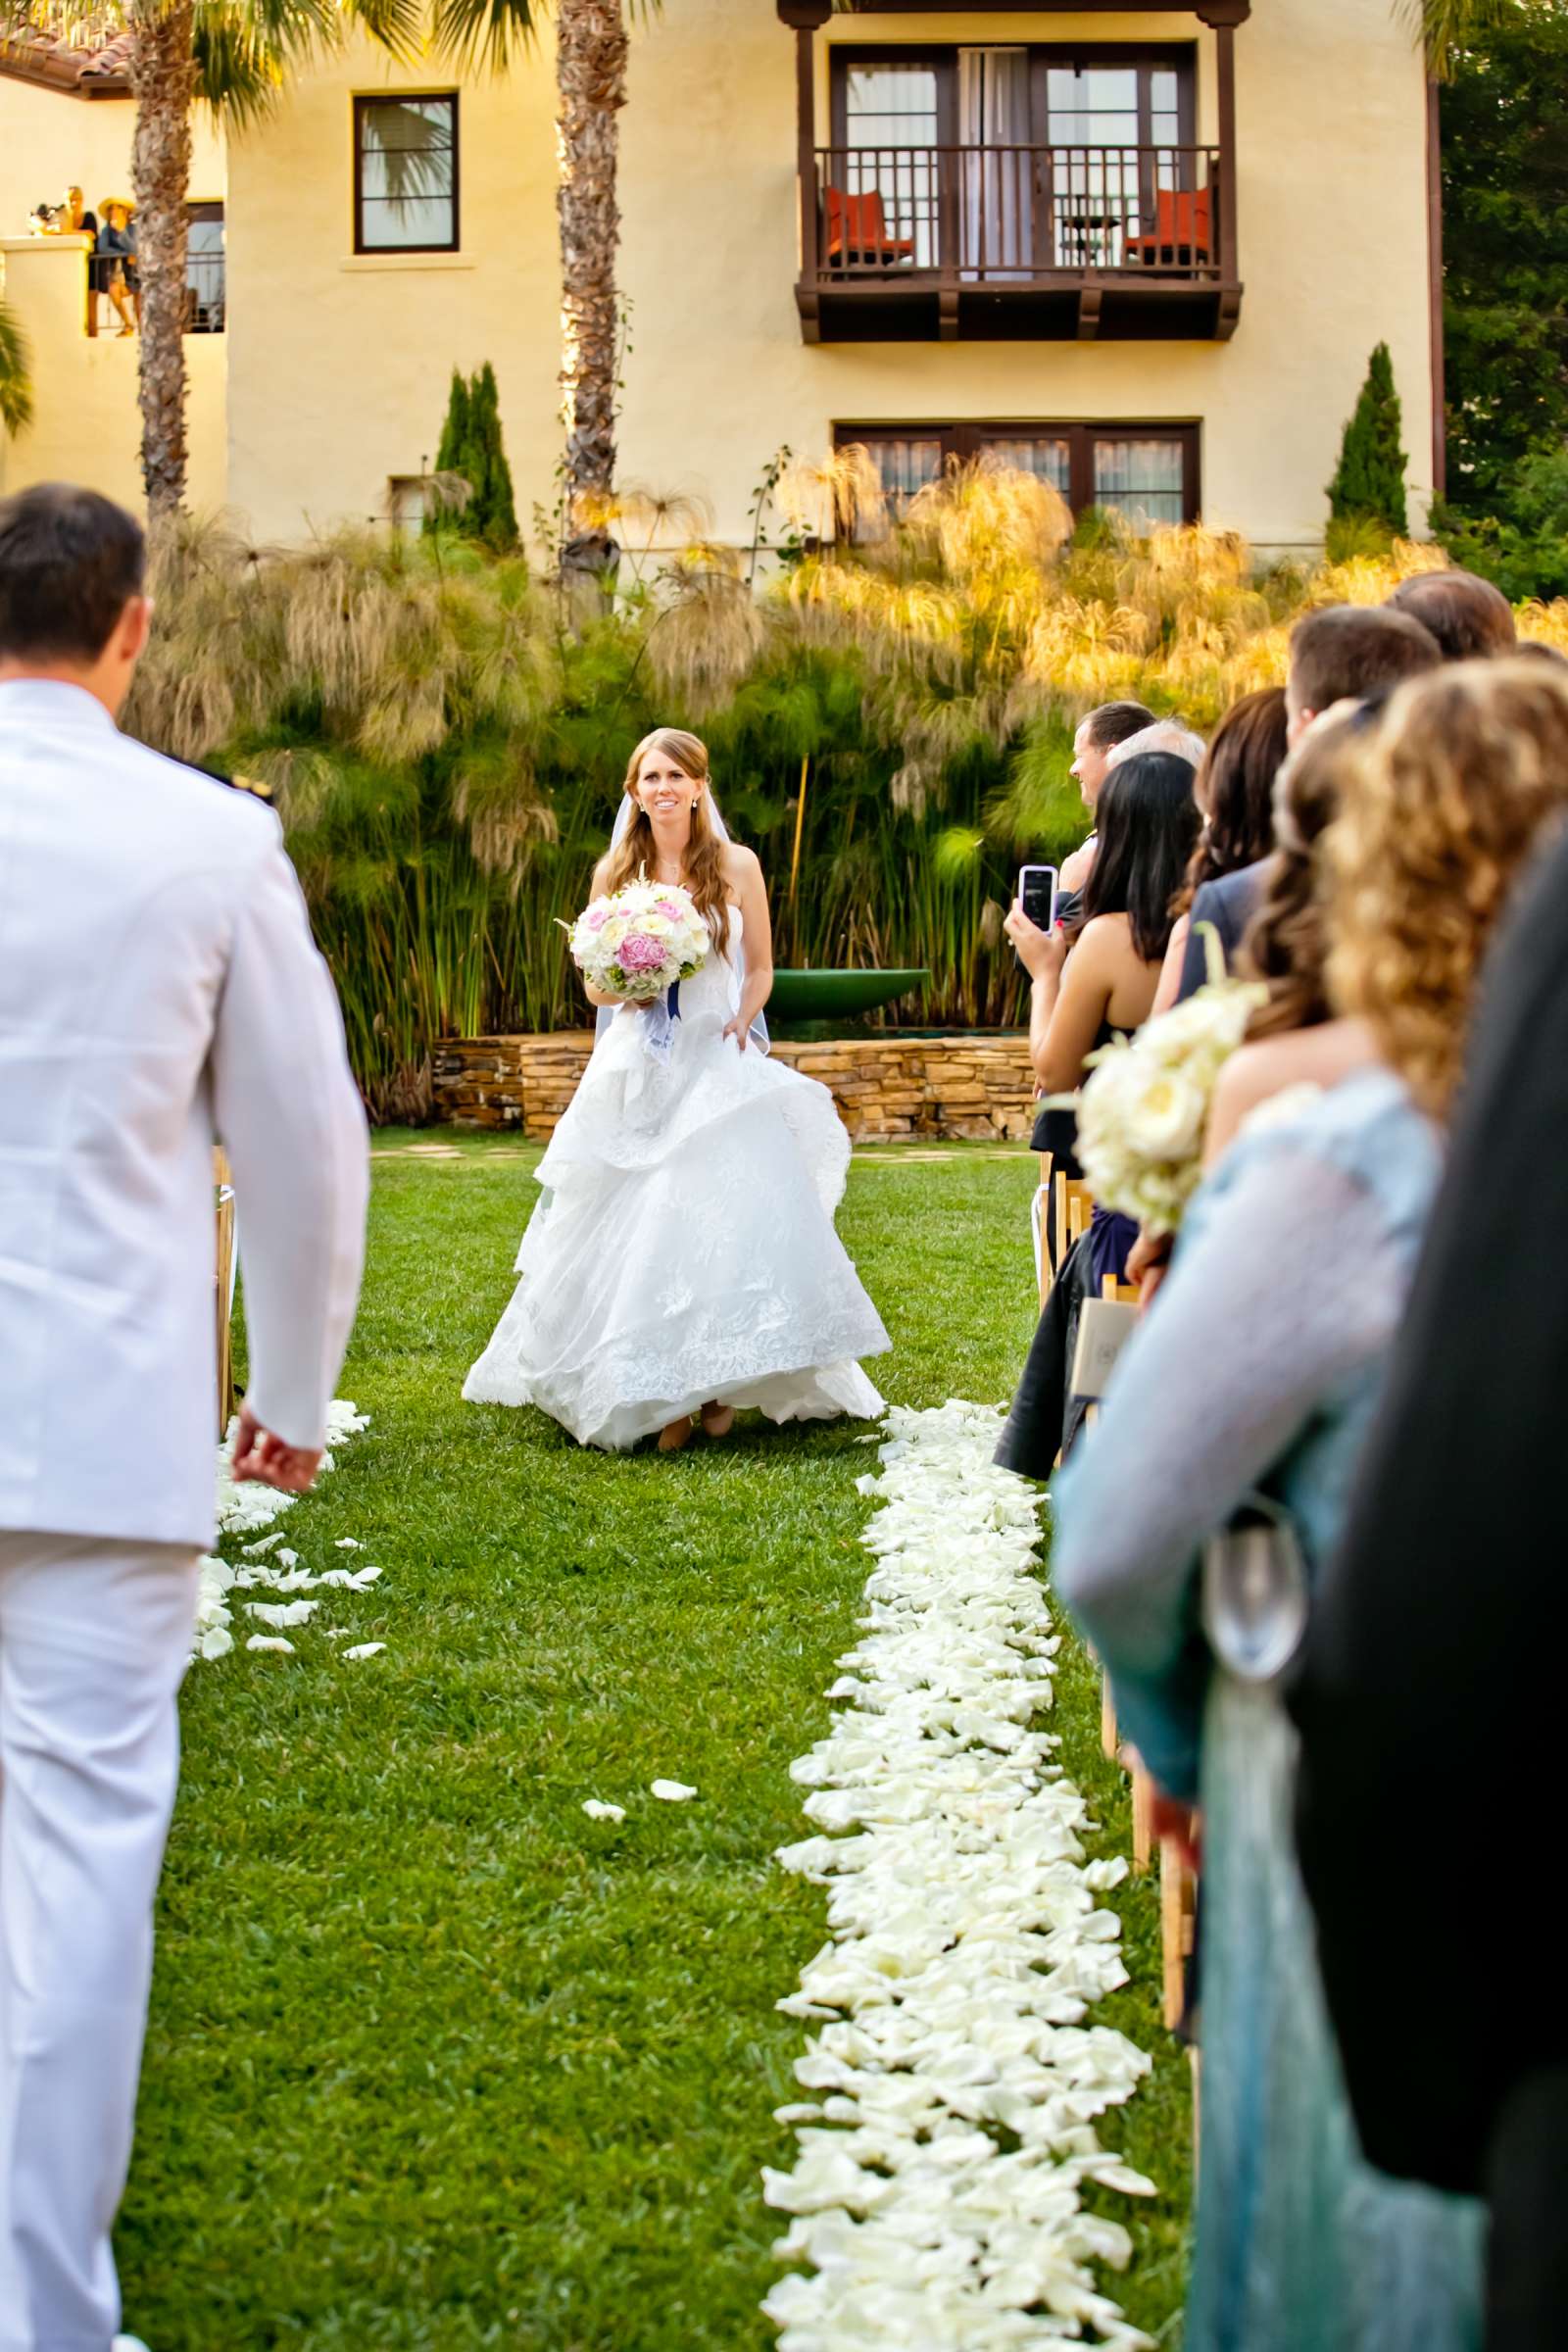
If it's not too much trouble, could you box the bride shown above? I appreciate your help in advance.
[463,727,891,1452]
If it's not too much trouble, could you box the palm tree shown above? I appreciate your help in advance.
[556,0,629,576]
[127,0,199,515]
[1402,0,1528,70]
[0,295,34,438]
[34,0,539,518]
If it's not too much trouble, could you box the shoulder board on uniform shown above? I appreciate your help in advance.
[191,761,275,806]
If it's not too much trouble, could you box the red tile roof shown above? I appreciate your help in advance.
[0,23,135,95]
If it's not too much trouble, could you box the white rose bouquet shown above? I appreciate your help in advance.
[1072,975,1267,1236]
[563,878,710,1004]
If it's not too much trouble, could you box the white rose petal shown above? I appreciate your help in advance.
[582,1799,626,1824]
[342,1642,385,1661]
[245,1598,318,1628]
[651,1779,697,1802]
[333,1538,363,1550]
[767,1400,1156,2344]
[245,1635,295,1654]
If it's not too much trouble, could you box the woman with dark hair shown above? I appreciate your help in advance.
[1007,750,1200,1102]
[1200,707,1382,1167]
[1153,685,1289,1012]
[998,752,1200,1476]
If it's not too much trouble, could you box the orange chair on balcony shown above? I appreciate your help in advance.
[1123,187,1212,268]
[824,187,916,270]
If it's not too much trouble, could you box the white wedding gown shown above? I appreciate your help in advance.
[463,912,891,1449]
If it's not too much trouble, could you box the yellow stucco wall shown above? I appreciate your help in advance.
[0,237,227,512]
[223,45,560,543]
[218,1,1433,555]
[0,76,227,512]
[0,76,225,236]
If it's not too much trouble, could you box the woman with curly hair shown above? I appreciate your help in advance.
[1050,661,1568,2352]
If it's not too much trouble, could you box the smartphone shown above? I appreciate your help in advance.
[1017,863,1058,931]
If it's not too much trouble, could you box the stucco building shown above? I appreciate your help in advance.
[1,0,1442,557]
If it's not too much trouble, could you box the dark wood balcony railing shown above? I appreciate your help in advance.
[799,142,1242,344]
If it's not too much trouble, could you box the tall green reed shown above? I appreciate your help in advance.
[122,477,1514,1116]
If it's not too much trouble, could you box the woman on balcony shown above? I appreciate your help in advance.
[96,201,139,338]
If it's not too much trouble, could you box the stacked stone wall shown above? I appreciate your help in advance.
[431,1033,1037,1144]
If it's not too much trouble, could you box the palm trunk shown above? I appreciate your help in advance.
[557,0,628,578]
[129,0,196,518]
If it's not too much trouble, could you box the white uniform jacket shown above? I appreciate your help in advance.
[0,679,368,1549]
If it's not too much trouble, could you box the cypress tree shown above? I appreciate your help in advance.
[1327,343,1409,540]
[472,363,519,550]
[426,368,473,536]
[425,364,518,551]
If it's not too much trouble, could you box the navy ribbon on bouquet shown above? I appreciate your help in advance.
[642,979,682,1065]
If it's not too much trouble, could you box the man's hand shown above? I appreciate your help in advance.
[231,1401,324,1494]
[1151,1790,1201,1874]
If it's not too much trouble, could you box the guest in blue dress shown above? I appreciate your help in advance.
[1050,658,1568,2352]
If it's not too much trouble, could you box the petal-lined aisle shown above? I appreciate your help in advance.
[765,1400,1156,2350]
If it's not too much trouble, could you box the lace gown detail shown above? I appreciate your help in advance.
[462,911,890,1449]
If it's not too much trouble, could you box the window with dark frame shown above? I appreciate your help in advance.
[835,423,1200,533]
[354,93,459,254]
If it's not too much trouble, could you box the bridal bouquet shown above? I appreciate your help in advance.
[563,878,710,1003]
[1073,975,1267,1236]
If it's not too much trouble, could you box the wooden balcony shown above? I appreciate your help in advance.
[799,142,1241,343]
[778,0,1250,345]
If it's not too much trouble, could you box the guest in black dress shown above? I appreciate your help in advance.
[998,754,1200,1477]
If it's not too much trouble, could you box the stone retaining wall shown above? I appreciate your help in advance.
[432,1032,1037,1143]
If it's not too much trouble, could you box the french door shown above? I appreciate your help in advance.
[831,46,1197,279]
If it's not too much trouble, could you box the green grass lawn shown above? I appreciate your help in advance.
[120,1135,1191,2349]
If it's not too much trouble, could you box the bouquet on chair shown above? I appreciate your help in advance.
[563,878,710,1004]
[1073,971,1266,1237]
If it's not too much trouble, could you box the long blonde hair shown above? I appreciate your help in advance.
[604,727,732,955]
[1328,661,1568,1117]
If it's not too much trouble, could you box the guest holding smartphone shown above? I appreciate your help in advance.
[998,751,1200,1476]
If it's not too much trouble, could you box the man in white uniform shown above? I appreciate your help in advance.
[0,484,368,2351]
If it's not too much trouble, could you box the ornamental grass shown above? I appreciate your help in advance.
[124,465,1553,1118]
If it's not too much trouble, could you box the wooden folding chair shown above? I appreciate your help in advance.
[1161,1834,1199,2033]
[214,1147,237,1437]
[1055,1171,1093,1262]
[1030,1149,1054,1304]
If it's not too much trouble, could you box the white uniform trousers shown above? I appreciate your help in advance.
[0,1534,200,2352]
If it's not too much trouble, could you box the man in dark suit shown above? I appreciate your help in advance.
[1174,603,1442,1001]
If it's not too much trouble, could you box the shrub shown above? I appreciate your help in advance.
[1327,343,1409,544]
[124,469,1530,1114]
[1435,449,1568,604]
[426,362,519,553]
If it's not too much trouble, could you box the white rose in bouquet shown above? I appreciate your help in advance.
[1071,975,1268,1236]
[562,877,710,1004]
